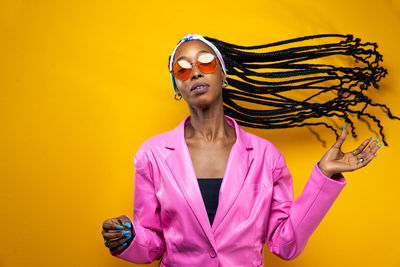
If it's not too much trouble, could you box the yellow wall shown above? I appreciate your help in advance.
[1,0,400,266]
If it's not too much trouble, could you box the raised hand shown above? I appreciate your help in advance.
[102,215,134,254]
[318,125,382,178]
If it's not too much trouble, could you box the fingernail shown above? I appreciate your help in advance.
[343,124,348,130]
[115,225,123,230]
[125,222,131,228]
[369,137,372,141]
[378,144,382,148]
[377,138,380,142]
[124,235,132,241]
[123,231,130,235]
[121,242,128,247]
[375,153,378,157]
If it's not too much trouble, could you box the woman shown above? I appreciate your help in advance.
[101,33,389,266]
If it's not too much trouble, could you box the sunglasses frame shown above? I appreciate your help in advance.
[171,52,218,81]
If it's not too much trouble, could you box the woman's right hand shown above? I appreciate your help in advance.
[102,215,135,255]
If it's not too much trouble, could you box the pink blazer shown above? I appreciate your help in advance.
[112,114,347,266]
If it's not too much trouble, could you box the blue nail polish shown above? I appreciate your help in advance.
[369,137,372,141]
[115,225,123,230]
[378,144,382,148]
[121,242,127,247]
[343,124,347,130]
[375,153,378,157]
[123,231,130,235]
[377,138,380,142]
[124,235,132,241]
[125,222,131,228]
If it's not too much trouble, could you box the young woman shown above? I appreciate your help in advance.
[101,33,396,266]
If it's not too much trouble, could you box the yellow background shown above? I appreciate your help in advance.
[1,0,400,266]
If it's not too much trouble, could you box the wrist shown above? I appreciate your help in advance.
[318,162,334,178]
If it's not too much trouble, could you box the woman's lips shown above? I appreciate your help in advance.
[191,82,210,91]
[191,84,209,95]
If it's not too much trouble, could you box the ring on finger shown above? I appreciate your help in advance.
[359,157,365,162]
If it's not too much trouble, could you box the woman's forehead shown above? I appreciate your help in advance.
[173,40,215,62]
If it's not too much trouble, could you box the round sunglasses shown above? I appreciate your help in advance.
[172,53,218,81]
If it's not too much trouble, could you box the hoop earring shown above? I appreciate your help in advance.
[222,79,229,88]
[174,92,182,101]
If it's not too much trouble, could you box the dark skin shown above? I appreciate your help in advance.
[102,39,382,254]
[173,40,236,179]
[102,215,133,254]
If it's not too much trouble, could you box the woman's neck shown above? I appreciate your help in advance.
[185,108,233,143]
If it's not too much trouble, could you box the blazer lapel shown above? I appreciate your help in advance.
[165,114,254,250]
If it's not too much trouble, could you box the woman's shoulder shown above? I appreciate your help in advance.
[243,130,283,157]
[139,131,171,149]
[133,129,175,162]
[238,129,284,172]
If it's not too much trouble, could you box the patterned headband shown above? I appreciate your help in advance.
[168,33,227,92]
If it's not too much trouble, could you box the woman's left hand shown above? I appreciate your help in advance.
[318,125,382,178]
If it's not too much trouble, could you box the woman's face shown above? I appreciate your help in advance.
[172,40,225,107]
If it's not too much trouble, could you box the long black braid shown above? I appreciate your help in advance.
[170,34,400,146]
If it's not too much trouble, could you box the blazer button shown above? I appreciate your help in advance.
[208,247,217,258]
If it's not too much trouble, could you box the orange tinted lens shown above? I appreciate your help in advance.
[173,61,191,80]
[198,54,217,73]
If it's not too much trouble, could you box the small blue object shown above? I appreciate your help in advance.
[369,137,372,141]
[377,138,380,142]
[121,242,127,247]
[125,222,131,228]
[170,72,177,92]
[115,225,124,230]
[123,231,130,235]
[343,124,347,130]
[378,144,382,148]
[124,235,132,241]
[375,153,378,157]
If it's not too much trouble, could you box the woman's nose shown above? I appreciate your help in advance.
[190,63,203,79]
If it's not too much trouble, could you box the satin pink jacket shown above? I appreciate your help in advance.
[112,114,347,266]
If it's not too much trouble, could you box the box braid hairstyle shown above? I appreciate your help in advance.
[169,34,399,146]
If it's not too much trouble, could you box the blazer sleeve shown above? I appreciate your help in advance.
[266,152,347,261]
[111,152,166,264]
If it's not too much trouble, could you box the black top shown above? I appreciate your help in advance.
[197,178,223,226]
